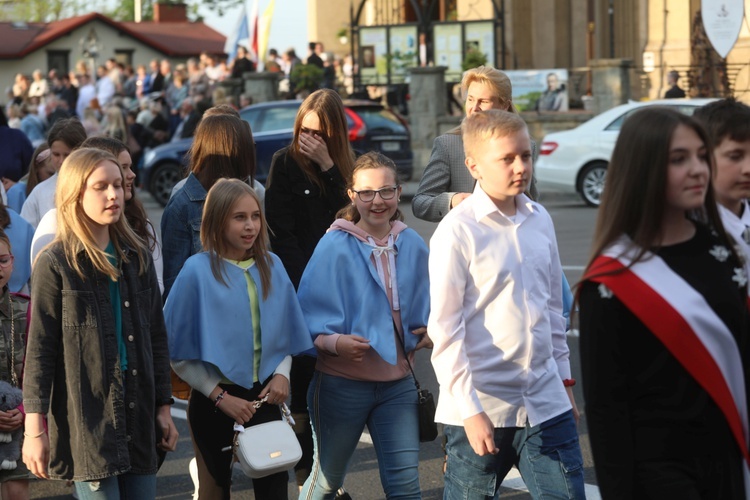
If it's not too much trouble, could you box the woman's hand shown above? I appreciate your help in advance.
[156,405,179,452]
[22,413,49,479]
[412,327,433,350]
[258,374,289,405]
[336,335,370,362]
[216,393,258,426]
[298,133,334,171]
[0,408,23,432]
[566,386,580,424]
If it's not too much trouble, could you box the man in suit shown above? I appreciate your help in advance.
[412,66,537,222]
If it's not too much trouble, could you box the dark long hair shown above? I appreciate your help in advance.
[281,89,354,191]
[189,114,256,192]
[585,106,733,276]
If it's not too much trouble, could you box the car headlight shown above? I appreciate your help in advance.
[144,149,156,167]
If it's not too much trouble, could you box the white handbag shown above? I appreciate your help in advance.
[232,398,302,478]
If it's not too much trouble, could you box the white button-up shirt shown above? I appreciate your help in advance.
[718,201,750,279]
[429,185,571,428]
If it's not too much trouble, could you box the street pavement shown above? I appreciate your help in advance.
[29,184,601,499]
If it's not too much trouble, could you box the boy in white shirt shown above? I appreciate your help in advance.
[694,99,750,275]
[429,109,585,499]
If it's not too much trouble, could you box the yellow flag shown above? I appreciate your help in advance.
[259,0,276,69]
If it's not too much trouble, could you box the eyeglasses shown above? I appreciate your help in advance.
[0,254,14,269]
[300,127,325,139]
[352,186,400,202]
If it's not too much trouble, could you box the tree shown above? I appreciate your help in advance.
[0,0,94,22]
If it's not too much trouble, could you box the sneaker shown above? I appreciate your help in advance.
[335,487,352,500]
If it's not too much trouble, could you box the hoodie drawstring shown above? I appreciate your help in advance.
[367,235,400,311]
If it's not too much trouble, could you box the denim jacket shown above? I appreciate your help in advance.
[161,173,206,300]
[23,243,172,481]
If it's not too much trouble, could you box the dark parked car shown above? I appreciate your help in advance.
[141,99,413,206]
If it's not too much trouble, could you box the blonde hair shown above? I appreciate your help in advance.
[55,148,147,280]
[200,179,273,298]
[461,66,517,113]
[462,109,528,158]
[336,151,404,224]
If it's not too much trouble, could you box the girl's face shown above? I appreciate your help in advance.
[300,112,326,142]
[81,161,124,229]
[665,124,710,214]
[223,193,262,261]
[118,150,135,201]
[36,156,55,182]
[348,167,401,237]
[50,140,73,172]
[0,241,14,290]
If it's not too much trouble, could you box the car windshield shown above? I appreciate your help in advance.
[350,107,407,134]
[241,105,299,134]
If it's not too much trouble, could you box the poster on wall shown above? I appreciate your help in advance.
[433,24,463,81]
[702,0,743,58]
[464,22,494,67]
[504,69,569,112]
[389,26,418,84]
[360,27,388,85]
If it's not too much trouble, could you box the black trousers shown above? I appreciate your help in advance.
[188,382,288,499]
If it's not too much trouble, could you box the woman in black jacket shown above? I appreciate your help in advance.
[264,88,354,492]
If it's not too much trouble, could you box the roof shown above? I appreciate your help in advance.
[0,13,225,60]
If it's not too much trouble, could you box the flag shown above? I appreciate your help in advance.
[258,0,276,70]
[249,0,260,63]
[225,5,249,64]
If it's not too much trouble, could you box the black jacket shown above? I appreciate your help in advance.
[265,146,348,288]
[24,244,172,480]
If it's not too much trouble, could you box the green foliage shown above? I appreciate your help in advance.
[0,0,87,22]
[291,64,324,93]
[200,0,244,17]
[336,28,348,38]
[461,48,488,72]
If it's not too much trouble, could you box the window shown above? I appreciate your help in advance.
[47,50,70,76]
[115,50,134,67]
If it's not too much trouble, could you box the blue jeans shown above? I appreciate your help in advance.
[444,410,585,500]
[300,372,421,499]
[75,473,156,499]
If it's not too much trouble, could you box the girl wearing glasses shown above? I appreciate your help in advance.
[21,148,178,499]
[297,152,430,499]
[265,88,355,491]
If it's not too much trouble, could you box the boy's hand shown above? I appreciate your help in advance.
[336,335,370,362]
[566,386,580,424]
[412,327,433,350]
[463,412,498,456]
[450,192,471,208]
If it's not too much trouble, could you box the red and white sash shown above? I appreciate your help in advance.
[587,240,750,498]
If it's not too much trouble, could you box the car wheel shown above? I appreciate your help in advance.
[149,162,182,207]
[579,162,607,207]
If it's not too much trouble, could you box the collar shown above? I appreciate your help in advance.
[183,173,207,203]
[471,183,536,224]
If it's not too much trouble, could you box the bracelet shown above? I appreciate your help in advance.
[214,390,227,407]
[563,378,576,387]
[24,430,46,438]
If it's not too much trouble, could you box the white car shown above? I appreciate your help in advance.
[535,98,717,206]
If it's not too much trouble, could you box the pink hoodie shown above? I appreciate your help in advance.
[314,219,413,382]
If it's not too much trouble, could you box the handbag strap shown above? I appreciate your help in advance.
[393,320,422,391]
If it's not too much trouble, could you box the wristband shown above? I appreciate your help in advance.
[563,378,576,387]
[214,389,227,407]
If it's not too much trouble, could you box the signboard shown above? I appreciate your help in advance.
[465,22,495,67]
[389,26,418,84]
[360,27,388,85]
[702,0,743,58]
[504,69,570,112]
[434,24,463,81]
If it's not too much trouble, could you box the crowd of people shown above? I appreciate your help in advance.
[0,53,745,500]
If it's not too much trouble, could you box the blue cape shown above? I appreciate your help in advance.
[164,252,314,389]
[297,228,430,364]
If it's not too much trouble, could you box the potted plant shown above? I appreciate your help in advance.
[336,28,348,45]
[461,48,488,72]
[291,64,324,98]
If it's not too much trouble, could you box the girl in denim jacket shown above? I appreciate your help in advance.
[22,148,178,499]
